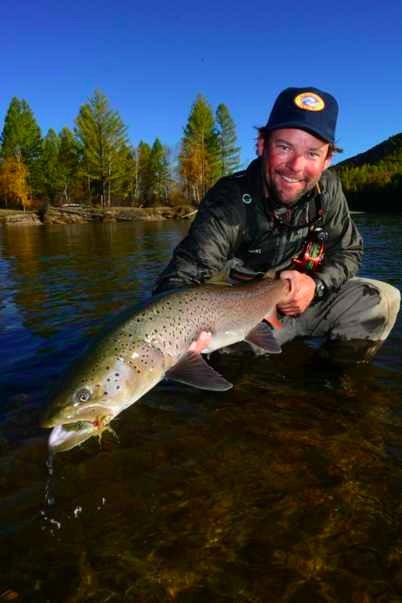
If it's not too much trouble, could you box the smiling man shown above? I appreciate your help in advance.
[265,129,331,204]
[154,87,400,363]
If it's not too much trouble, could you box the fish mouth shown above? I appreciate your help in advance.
[41,404,115,428]
[48,421,102,453]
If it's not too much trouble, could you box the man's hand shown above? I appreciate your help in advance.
[277,270,316,316]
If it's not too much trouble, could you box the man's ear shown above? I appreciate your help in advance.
[256,136,265,157]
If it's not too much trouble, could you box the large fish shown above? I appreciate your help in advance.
[42,278,290,452]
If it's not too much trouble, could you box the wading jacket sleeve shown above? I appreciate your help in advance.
[153,158,363,295]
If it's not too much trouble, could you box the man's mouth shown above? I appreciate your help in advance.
[279,174,304,184]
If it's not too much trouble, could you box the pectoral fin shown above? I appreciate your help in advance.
[166,352,233,391]
[245,322,282,354]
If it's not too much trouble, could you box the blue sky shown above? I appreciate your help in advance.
[2,0,401,166]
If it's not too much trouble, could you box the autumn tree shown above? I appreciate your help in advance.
[0,156,31,210]
[0,97,42,196]
[216,103,241,176]
[75,90,129,206]
[179,94,220,204]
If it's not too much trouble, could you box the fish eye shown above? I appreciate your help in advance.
[75,388,92,403]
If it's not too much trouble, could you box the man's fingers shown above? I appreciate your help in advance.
[277,303,300,315]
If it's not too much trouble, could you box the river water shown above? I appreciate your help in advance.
[0,215,401,602]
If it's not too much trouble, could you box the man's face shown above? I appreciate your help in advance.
[263,128,331,205]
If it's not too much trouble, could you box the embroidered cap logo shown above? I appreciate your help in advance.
[294,92,325,112]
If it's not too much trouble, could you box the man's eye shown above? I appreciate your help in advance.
[76,388,91,403]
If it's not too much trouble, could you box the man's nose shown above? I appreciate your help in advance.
[286,154,305,172]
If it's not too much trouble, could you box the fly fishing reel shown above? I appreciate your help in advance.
[292,227,328,273]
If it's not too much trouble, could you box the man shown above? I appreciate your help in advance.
[154,87,400,362]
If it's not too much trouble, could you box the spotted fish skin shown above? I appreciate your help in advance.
[42,278,289,452]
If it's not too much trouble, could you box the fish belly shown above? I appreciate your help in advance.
[201,327,247,354]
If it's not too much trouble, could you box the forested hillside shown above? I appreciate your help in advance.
[334,133,402,212]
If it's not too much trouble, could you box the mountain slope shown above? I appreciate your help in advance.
[332,133,402,212]
[336,133,402,168]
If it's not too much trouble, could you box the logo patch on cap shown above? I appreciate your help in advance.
[294,92,325,112]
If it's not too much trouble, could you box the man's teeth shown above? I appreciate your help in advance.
[281,175,302,183]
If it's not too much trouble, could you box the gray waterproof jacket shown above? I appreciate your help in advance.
[153,158,363,294]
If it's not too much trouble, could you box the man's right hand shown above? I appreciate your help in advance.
[277,270,316,316]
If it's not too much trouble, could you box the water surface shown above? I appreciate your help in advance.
[0,215,401,602]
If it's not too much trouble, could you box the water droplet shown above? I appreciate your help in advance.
[73,506,82,519]
[45,452,56,507]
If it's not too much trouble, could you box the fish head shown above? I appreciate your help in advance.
[42,355,133,428]
[41,340,166,451]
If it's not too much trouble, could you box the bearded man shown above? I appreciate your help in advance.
[154,87,400,362]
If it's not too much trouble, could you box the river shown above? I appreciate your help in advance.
[0,214,401,602]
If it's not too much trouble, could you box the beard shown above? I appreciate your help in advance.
[265,170,320,205]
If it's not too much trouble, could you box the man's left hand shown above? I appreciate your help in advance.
[277,270,316,315]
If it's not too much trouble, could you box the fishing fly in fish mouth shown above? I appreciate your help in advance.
[42,278,290,453]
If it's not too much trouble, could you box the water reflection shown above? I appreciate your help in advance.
[1,222,188,340]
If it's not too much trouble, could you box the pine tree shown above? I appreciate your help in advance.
[179,94,220,204]
[41,129,64,204]
[114,145,137,206]
[136,141,153,205]
[216,103,241,175]
[0,97,42,197]
[75,90,129,206]
[150,138,171,203]
[58,127,81,204]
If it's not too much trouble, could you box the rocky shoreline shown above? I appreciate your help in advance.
[0,205,197,226]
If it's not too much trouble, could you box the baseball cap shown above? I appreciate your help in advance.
[265,87,339,144]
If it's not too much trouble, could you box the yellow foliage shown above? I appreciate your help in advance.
[0,157,32,210]
[180,144,210,204]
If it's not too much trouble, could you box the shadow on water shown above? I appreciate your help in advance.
[0,218,402,601]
